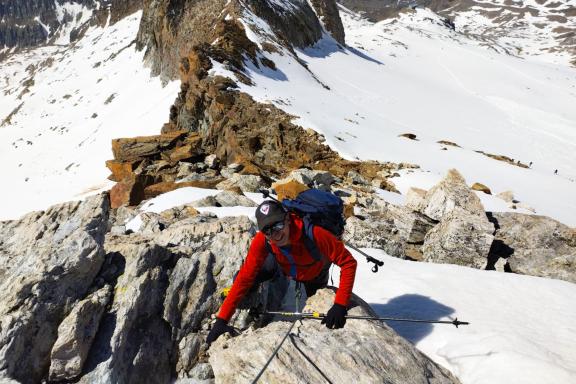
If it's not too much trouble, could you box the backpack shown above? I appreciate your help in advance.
[276,189,346,263]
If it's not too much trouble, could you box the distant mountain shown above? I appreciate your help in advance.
[0,0,141,50]
[339,0,576,66]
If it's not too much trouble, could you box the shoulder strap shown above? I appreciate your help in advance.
[301,216,324,263]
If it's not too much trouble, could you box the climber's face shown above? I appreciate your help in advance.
[265,215,290,247]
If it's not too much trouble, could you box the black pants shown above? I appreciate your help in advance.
[252,253,331,298]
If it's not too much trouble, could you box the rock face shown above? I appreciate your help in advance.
[418,169,486,221]
[0,0,142,50]
[400,169,495,267]
[136,0,344,80]
[345,202,436,260]
[209,289,461,384]
[422,207,495,268]
[488,212,576,282]
[0,194,110,384]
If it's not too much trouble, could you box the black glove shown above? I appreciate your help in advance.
[321,304,347,329]
[206,318,236,345]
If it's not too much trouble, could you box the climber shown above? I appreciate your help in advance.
[206,200,357,344]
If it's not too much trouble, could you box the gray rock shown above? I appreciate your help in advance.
[345,203,436,259]
[422,208,494,269]
[204,155,219,169]
[192,191,256,208]
[49,286,112,381]
[78,235,175,384]
[348,170,369,185]
[488,213,576,282]
[405,187,427,212]
[419,169,486,220]
[209,289,460,384]
[216,174,267,193]
[279,169,336,190]
[0,194,109,384]
[177,162,197,178]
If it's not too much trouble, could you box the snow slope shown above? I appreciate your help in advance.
[215,6,576,226]
[0,11,179,220]
[128,187,576,384]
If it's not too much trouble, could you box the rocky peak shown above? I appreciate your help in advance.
[136,0,345,81]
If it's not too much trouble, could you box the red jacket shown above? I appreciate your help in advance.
[218,215,357,322]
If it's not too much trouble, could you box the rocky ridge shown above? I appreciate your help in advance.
[109,0,408,209]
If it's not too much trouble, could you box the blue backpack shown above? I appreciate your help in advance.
[280,189,346,262]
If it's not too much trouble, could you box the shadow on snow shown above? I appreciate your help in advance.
[370,294,455,344]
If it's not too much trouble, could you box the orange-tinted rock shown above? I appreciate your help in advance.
[272,180,309,201]
[111,130,188,161]
[110,175,154,209]
[471,182,492,195]
[105,160,141,182]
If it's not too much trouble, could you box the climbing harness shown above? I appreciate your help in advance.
[264,311,470,328]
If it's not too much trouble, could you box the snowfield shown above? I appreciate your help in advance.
[218,6,576,226]
[0,11,179,220]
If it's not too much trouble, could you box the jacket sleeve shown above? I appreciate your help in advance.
[217,232,269,322]
[313,227,357,307]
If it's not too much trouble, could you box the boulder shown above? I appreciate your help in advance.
[48,286,112,381]
[105,159,141,182]
[488,213,576,282]
[345,203,436,259]
[111,130,188,162]
[419,169,486,220]
[422,208,494,269]
[191,191,256,208]
[216,173,267,193]
[209,289,460,384]
[0,194,110,384]
[272,179,310,201]
[405,187,427,212]
[471,182,491,195]
[109,175,155,209]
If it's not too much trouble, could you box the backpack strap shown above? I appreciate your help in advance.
[301,216,324,263]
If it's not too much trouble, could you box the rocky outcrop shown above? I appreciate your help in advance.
[417,169,486,220]
[0,193,110,384]
[422,207,495,268]
[136,0,345,80]
[487,212,576,283]
[402,170,495,268]
[310,0,346,44]
[209,289,461,384]
[345,201,436,260]
[49,286,112,381]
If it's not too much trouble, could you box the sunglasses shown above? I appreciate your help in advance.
[262,220,286,237]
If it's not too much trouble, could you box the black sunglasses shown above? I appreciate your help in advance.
[262,220,286,237]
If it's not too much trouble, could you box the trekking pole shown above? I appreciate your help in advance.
[345,242,384,273]
[265,311,470,328]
